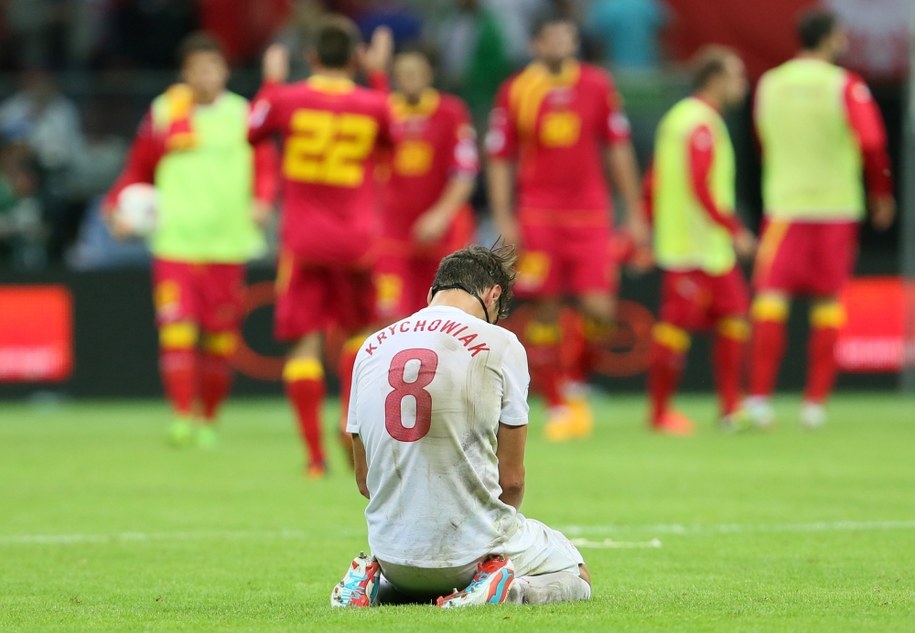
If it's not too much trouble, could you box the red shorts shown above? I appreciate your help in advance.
[152,258,245,333]
[516,215,618,298]
[274,251,377,341]
[375,253,439,320]
[754,220,859,296]
[659,266,749,331]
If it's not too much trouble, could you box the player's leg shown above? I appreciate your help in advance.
[801,221,857,428]
[560,225,618,437]
[284,333,327,477]
[803,296,845,428]
[647,270,699,435]
[196,263,246,447]
[710,267,751,430]
[501,517,592,605]
[747,220,797,428]
[152,258,200,446]
[514,226,569,431]
[275,253,330,477]
[435,555,517,607]
[567,291,617,436]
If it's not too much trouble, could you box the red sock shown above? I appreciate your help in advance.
[562,312,588,385]
[285,358,326,466]
[159,348,197,417]
[524,320,565,409]
[806,325,839,403]
[749,318,786,397]
[648,339,685,426]
[199,352,233,423]
[713,332,745,416]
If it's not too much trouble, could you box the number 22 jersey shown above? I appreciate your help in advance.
[346,305,530,567]
[248,76,391,266]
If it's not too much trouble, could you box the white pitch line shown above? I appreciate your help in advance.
[560,519,915,537]
[571,538,663,550]
[0,528,353,546]
[1,519,913,547]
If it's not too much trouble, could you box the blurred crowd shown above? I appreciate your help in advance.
[0,0,670,270]
[2,0,903,270]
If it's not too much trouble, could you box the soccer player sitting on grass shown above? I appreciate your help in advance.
[331,245,592,607]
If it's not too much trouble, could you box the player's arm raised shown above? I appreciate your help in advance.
[247,44,288,146]
[486,83,521,247]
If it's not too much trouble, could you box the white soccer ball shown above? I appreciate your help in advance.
[116,183,158,237]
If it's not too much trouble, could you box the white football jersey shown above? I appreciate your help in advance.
[346,305,530,568]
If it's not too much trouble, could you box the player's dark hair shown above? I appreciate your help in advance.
[177,32,225,67]
[431,245,518,322]
[691,45,739,90]
[314,16,361,69]
[395,42,440,74]
[797,9,839,51]
[530,13,576,40]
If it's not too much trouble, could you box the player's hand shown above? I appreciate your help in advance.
[626,206,651,252]
[361,26,393,76]
[869,195,895,231]
[252,199,273,228]
[263,43,290,84]
[494,214,521,248]
[412,208,451,246]
[105,210,134,241]
[734,228,758,261]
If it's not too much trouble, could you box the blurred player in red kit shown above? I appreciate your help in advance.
[486,15,648,441]
[330,46,480,455]
[375,46,479,323]
[646,46,756,436]
[105,33,274,448]
[749,9,894,429]
[248,18,392,477]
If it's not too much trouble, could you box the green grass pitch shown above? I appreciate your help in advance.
[1,393,913,632]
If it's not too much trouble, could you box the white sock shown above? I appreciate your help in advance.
[512,571,591,604]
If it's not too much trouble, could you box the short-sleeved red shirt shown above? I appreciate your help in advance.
[486,60,631,223]
[249,76,390,266]
[383,89,478,240]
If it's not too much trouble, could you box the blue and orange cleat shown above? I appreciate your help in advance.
[436,555,515,608]
[330,552,381,607]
